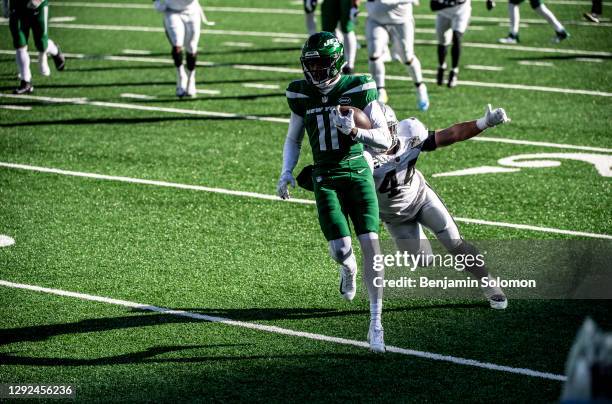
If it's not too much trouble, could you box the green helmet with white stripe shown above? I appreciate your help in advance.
[300,31,345,86]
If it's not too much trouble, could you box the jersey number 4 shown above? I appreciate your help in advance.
[316,112,339,151]
[378,158,417,198]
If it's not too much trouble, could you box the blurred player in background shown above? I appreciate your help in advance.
[153,0,202,97]
[498,0,569,44]
[277,32,392,353]
[583,0,602,23]
[5,0,65,94]
[321,0,360,74]
[304,0,318,35]
[366,0,429,111]
[368,102,510,309]
[431,0,471,88]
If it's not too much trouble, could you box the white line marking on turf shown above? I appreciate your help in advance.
[0,161,610,240]
[433,166,521,177]
[120,93,157,100]
[242,83,281,90]
[465,64,504,71]
[575,57,603,63]
[222,41,254,48]
[3,21,609,57]
[519,61,554,67]
[273,38,302,44]
[0,105,32,111]
[49,16,76,22]
[0,279,567,382]
[195,89,221,95]
[2,92,611,153]
[122,49,152,55]
[0,235,15,247]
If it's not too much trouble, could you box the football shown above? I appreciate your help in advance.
[339,105,372,129]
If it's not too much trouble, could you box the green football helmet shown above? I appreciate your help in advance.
[300,31,345,86]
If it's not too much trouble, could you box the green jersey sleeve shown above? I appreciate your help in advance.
[286,80,309,117]
[338,75,378,111]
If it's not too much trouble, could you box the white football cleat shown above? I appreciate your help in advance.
[367,325,385,353]
[339,266,356,301]
[176,65,187,98]
[416,83,429,111]
[377,88,388,104]
[186,69,196,97]
[39,52,50,76]
[483,286,508,310]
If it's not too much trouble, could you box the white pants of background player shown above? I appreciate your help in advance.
[435,1,471,47]
[164,8,201,96]
[365,3,426,107]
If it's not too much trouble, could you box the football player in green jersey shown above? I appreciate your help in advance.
[321,0,360,74]
[6,0,65,94]
[277,32,392,353]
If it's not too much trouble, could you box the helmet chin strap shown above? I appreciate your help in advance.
[315,75,341,95]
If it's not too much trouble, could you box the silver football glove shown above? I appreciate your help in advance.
[277,172,296,200]
[331,107,356,135]
[476,104,510,130]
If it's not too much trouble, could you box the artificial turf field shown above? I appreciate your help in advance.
[0,0,611,401]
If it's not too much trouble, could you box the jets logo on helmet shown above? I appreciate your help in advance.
[300,31,345,86]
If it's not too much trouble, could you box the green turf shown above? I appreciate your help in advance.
[1,0,611,402]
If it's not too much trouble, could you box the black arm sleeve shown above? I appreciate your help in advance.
[421,131,437,152]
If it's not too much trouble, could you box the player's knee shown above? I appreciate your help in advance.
[405,56,414,65]
[186,52,197,71]
[452,31,463,44]
[530,0,542,9]
[171,47,183,67]
[329,238,353,264]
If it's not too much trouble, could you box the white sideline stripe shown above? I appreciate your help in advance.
[385,74,612,97]
[0,105,32,111]
[1,21,609,57]
[195,89,221,95]
[0,93,290,124]
[0,161,610,240]
[519,61,554,67]
[2,92,611,153]
[122,49,152,55]
[222,41,254,48]
[120,93,156,100]
[575,58,603,63]
[273,38,303,44]
[49,16,76,22]
[465,64,505,71]
[0,279,567,382]
[242,83,281,90]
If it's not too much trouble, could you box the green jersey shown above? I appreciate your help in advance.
[286,75,378,168]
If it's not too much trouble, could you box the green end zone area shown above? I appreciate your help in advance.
[1,0,611,401]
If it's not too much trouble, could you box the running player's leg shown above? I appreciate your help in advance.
[346,166,385,351]
[304,0,318,35]
[499,0,522,43]
[164,11,187,97]
[416,186,507,308]
[448,2,471,88]
[385,220,434,265]
[529,0,568,41]
[339,0,357,74]
[389,21,428,110]
[9,2,33,93]
[183,9,201,97]
[366,18,389,102]
[435,13,452,85]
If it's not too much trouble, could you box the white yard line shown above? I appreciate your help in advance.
[465,65,505,71]
[122,49,152,55]
[2,93,611,154]
[0,161,610,240]
[195,89,221,95]
[52,1,609,25]
[1,21,610,57]
[518,61,554,67]
[120,93,157,100]
[0,279,567,381]
[0,105,32,111]
[575,58,604,63]
[222,41,254,48]
[242,83,281,90]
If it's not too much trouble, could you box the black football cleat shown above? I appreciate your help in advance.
[553,30,570,43]
[447,70,458,88]
[13,80,33,95]
[52,47,66,71]
[436,66,445,86]
[583,12,600,23]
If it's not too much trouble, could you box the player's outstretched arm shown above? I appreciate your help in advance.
[277,112,306,200]
[434,104,509,148]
